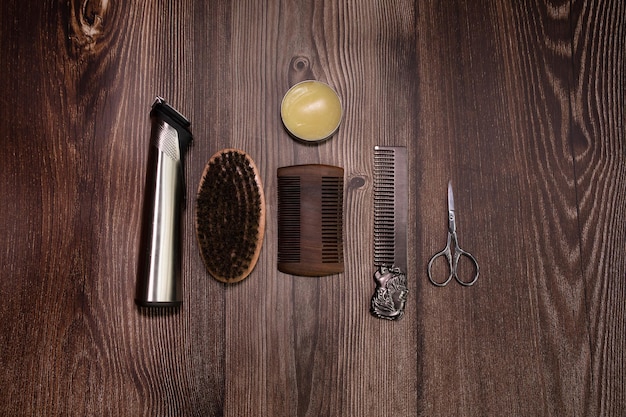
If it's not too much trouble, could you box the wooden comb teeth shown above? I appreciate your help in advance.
[277,164,344,276]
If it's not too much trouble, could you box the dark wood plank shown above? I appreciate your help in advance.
[417,1,562,414]
[412,1,623,415]
[0,1,225,415]
[570,0,626,414]
[218,1,420,415]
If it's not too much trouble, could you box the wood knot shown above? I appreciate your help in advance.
[348,176,366,190]
[291,56,310,71]
[69,0,109,52]
[288,55,315,85]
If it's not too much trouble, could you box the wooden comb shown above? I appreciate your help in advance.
[277,164,344,276]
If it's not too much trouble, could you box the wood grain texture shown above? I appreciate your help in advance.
[0,0,623,416]
[570,1,626,414]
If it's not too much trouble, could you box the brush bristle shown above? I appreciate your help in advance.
[196,149,265,283]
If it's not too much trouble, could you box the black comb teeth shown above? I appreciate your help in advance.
[321,176,344,263]
[277,176,301,264]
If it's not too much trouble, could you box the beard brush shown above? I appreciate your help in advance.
[195,149,266,283]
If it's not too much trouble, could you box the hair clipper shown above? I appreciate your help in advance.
[136,97,193,307]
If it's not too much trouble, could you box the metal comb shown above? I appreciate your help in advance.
[370,146,409,320]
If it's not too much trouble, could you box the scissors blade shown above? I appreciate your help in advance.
[447,181,455,212]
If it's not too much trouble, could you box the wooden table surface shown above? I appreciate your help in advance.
[1,1,624,415]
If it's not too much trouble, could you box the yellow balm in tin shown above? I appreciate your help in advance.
[281,80,342,142]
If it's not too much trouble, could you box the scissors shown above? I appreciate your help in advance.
[427,181,479,287]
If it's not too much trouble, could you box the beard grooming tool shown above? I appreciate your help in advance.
[277,164,344,276]
[370,146,409,320]
[280,80,343,142]
[427,181,479,286]
[136,97,193,308]
[195,149,266,284]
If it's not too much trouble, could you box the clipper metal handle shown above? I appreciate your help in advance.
[136,97,193,307]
